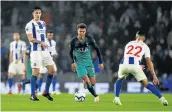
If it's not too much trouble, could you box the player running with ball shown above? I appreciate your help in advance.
[114,31,168,106]
[69,23,104,102]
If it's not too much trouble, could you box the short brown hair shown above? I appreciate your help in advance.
[77,23,87,29]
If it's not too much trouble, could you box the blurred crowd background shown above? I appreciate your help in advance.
[1,1,172,92]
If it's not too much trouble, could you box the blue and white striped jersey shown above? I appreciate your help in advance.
[121,40,150,65]
[10,40,26,63]
[47,39,57,56]
[25,20,48,51]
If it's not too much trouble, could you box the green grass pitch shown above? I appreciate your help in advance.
[1,93,172,111]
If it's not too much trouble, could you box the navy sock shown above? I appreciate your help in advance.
[21,78,26,92]
[87,83,98,97]
[8,78,13,90]
[45,74,53,93]
[38,77,43,92]
[146,83,162,98]
[52,76,57,92]
[115,79,123,97]
[30,75,37,95]
[23,79,30,85]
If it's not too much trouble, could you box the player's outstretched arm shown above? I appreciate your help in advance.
[145,57,159,85]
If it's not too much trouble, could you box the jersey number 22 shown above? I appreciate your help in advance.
[126,45,142,57]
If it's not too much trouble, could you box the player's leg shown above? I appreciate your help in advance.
[87,66,96,86]
[42,65,55,101]
[140,79,168,106]
[114,65,127,105]
[18,74,26,94]
[77,65,99,102]
[87,66,100,102]
[16,62,26,94]
[52,74,57,93]
[29,51,42,101]
[134,67,168,106]
[7,63,16,94]
[82,75,99,102]
[7,72,14,94]
[38,73,44,93]
[42,51,55,101]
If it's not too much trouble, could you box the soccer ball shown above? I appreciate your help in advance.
[74,91,86,102]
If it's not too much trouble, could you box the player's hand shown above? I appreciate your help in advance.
[71,63,76,72]
[40,42,48,48]
[153,75,159,85]
[99,64,104,71]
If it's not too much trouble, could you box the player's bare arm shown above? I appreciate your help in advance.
[145,57,159,85]
[27,34,48,48]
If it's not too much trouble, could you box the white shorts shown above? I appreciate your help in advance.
[8,62,25,75]
[40,61,57,74]
[118,64,147,81]
[30,51,54,69]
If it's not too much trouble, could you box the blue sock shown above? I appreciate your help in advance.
[38,77,43,92]
[146,83,162,98]
[45,74,53,93]
[30,75,37,95]
[8,78,13,90]
[21,78,26,92]
[115,79,123,97]
[52,76,57,92]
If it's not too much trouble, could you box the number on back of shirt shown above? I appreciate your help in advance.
[126,45,142,57]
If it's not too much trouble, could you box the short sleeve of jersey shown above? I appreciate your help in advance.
[53,41,57,55]
[10,42,13,52]
[22,42,26,51]
[144,45,151,58]
[25,23,32,34]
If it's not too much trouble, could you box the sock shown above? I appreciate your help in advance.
[38,77,43,92]
[23,79,30,85]
[52,76,57,92]
[87,83,98,97]
[146,83,162,98]
[45,74,53,93]
[30,75,37,95]
[21,78,26,92]
[115,79,123,97]
[36,83,38,90]
[8,78,13,90]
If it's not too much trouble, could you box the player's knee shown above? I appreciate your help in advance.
[32,70,40,76]
[91,79,96,86]
[8,73,13,78]
[84,79,90,84]
[20,74,26,79]
[48,66,55,74]
[48,69,55,75]
[141,80,148,87]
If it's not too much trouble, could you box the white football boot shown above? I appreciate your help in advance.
[159,97,168,106]
[113,97,122,105]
